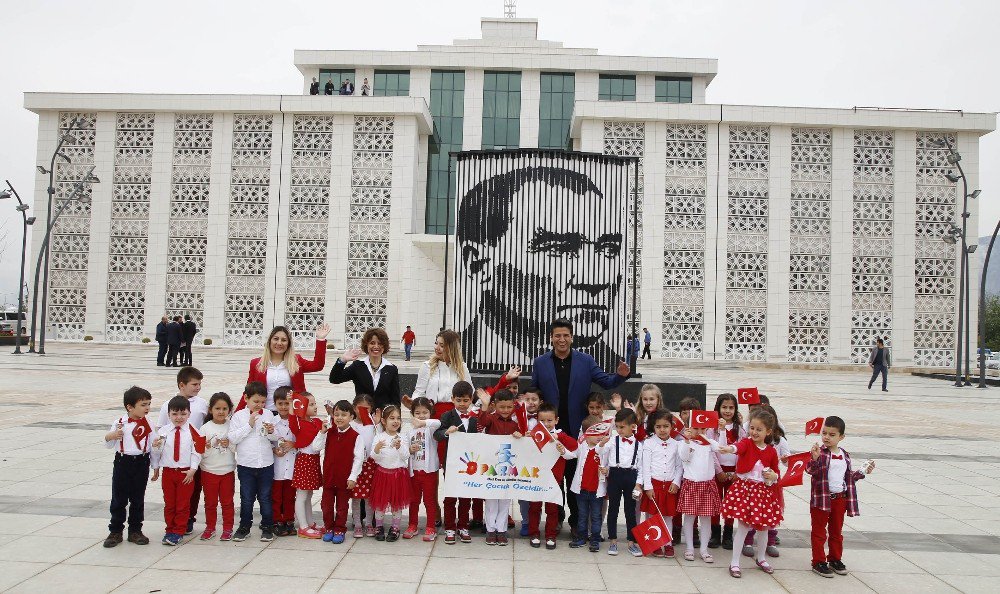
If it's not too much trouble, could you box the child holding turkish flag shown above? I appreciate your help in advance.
[706,393,745,550]
[103,386,155,549]
[290,392,327,538]
[719,408,783,579]
[527,403,578,550]
[270,387,297,537]
[638,409,683,559]
[677,425,725,563]
[345,393,380,538]
[740,404,790,560]
[151,395,205,546]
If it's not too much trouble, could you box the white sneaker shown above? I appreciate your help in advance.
[608,542,619,556]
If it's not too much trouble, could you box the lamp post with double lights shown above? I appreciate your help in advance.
[0,182,35,353]
[30,118,85,353]
[28,165,99,354]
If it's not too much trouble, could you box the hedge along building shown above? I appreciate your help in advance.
[24,17,994,368]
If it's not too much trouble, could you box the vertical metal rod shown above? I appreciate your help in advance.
[630,155,640,377]
[979,217,998,387]
[5,181,28,354]
[443,153,453,331]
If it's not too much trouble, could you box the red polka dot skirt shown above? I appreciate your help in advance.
[351,457,377,500]
[721,478,783,530]
[292,452,322,491]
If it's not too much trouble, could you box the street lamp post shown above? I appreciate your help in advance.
[978,211,995,388]
[1,182,35,353]
[29,118,83,353]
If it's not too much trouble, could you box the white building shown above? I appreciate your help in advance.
[24,17,994,367]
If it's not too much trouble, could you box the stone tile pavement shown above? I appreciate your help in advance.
[1,343,999,592]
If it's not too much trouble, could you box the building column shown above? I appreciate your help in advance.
[892,131,917,365]
[272,113,295,328]
[960,131,982,366]
[643,121,665,355]
[202,113,232,341]
[702,120,722,361]
[83,112,116,340]
[767,126,792,361]
[385,116,421,338]
[462,69,484,150]
[325,115,354,347]
[143,112,174,336]
[828,127,853,364]
[520,70,540,148]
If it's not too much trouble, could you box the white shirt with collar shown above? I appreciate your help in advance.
[409,419,441,474]
[105,415,154,455]
[360,355,394,391]
[640,435,683,489]
[371,430,410,470]
[599,434,643,471]
[678,438,723,482]
[151,422,202,469]
[828,449,849,494]
[413,361,471,404]
[228,408,280,468]
[158,395,209,430]
[199,420,237,475]
[332,425,367,482]
[272,415,296,480]
[265,363,292,410]
[570,440,610,497]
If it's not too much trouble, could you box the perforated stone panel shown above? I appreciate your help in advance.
[224,114,272,346]
[851,130,894,362]
[345,116,394,348]
[661,124,707,359]
[725,126,770,360]
[603,121,644,329]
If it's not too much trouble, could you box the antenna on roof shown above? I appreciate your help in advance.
[504,0,516,18]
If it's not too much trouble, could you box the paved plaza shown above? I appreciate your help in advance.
[1,343,999,593]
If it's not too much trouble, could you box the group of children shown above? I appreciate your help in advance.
[103,367,874,580]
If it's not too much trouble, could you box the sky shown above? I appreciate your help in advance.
[0,0,997,305]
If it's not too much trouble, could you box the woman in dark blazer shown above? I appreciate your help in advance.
[329,327,402,411]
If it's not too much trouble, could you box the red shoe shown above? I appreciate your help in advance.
[402,525,419,539]
[662,545,675,558]
[507,515,515,529]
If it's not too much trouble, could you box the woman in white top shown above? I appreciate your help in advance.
[246,323,330,411]
[409,330,471,419]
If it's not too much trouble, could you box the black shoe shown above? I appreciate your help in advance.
[708,525,722,549]
[232,526,251,542]
[375,526,386,541]
[286,521,297,535]
[185,519,195,535]
[813,562,835,578]
[570,526,579,541]
[722,525,733,550]
[103,532,123,548]
[829,560,848,575]
[274,524,288,537]
[882,388,888,392]
[260,528,274,542]
[127,531,149,545]
[386,528,400,542]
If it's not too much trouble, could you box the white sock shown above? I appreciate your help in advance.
[732,522,751,568]
[683,515,696,554]
[754,528,768,562]
[698,516,711,555]
[295,490,312,529]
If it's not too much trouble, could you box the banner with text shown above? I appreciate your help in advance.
[443,432,562,503]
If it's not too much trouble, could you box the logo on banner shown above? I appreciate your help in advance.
[444,432,561,503]
[458,444,540,478]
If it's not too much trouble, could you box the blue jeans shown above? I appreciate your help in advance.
[404,343,412,360]
[237,464,274,530]
[576,490,604,543]
[869,364,888,390]
[519,500,530,528]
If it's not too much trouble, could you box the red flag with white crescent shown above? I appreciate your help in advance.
[631,513,671,556]
[291,392,309,419]
[737,387,760,405]
[669,415,685,439]
[689,410,719,430]
[131,417,153,451]
[805,417,824,436]
[530,423,553,452]
[778,451,811,487]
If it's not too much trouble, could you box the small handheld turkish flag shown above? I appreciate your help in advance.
[690,410,719,430]
[131,418,152,450]
[805,417,824,436]
[778,451,812,487]
[514,401,529,434]
[737,387,760,405]
[291,392,309,419]
[631,514,672,556]
[690,434,711,446]
[189,426,206,455]
[234,394,248,413]
[356,406,373,426]
[669,415,685,439]
[530,423,553,452]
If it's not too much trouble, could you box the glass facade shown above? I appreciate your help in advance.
[598,74,636,101]
[425,70,465,234]
[538,72,575,149]
[655,76,693,103]
[374,70,410,97]
[318,69,356,94]
[482,71,521,149]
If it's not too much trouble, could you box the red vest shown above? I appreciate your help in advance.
[323,427,360,488]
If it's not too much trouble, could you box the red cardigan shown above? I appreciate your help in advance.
[246,339,327,393]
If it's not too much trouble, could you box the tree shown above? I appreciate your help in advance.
[984,294,1000,352]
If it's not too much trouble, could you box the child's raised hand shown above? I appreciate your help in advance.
[682,428,693,442]
[372,408,382,426]
[249,411,259,427]
[401,394,413,409]
[512,431,523,439]
[623,399,635,411]
[598,435,610,447]
[475,388,490,405]
[718,417,727,431]
[810,442,821,460]
[505,366,522,382]
[864,459,876,474]
[609,393,623,410]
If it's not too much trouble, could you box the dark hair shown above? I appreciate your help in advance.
[876,338,884,347]
[352,393,374,408]
[457,167,604,248]
[331,399,356,418]
[581,414,602,432]
[586,391,605,406]
[678,397,700,412]
[748,409,778,444]
[361,327,391,354]
[649,409,674,432]
[410,396,434,415]
[549,318,573,336]
[492,389,515,403]
[177,366,203,385]
[615,408,638,425]
[713,393,742,428]
[208,392,233,412]
[452,381,475,399]
[522,386,542,398]
[123,386,152,409]
[167,395,190,412]
[244,381,267,399]
[537,402,557,417]
[184,314,191,321]
[273,386,293,402]
[757,405,785,441]
[824,415,846,435]
[758,393,771,406]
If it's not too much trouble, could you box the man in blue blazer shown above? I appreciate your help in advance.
[532,318,630,539]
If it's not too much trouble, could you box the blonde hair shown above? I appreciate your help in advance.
[636,383,664,426]
[428,330,466,381]
[256,326,299,376]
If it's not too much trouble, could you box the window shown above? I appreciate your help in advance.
[374,70,410,97]
[539,72,575,149]
[598,74,636,101]
[482,71,521,149]
[425,70,465,234]
[655,77,693,103]
[318,69,356,94]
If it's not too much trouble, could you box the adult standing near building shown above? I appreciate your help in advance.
[309,77,320,95]
[244,323,330,412]
[181,314,198,366]
[340,78,354,95]
[165,316,183,367]
[155,315,169,367]
[360,77,371,96]
[324,78,335,95]
[409,330,470,419]
[329,327,402,411]
[402,325,416,361]
[867,337,891,392]
[642,327,652,359]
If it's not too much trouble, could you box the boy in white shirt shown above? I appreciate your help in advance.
[151,395,204,546]
[270,387,297,536]
[156,366,207,535]
[228,381,280,542]
[103,386,155,548]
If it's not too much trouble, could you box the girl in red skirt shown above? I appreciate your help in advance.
[720,408,782,578]
[290,392,327,538]
[638,410,682,558]
[677,424,723,563]
[369,405,411,542]
[706,393,745,549]
[345,394,379,538]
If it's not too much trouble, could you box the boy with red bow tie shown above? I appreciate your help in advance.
[570,416,611,552]
[434,381,479,544]
[151,395,205,546]
[527,403,578,550]
[806,415,875,578]
[599,409,644,557]
[103,386,155,548]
